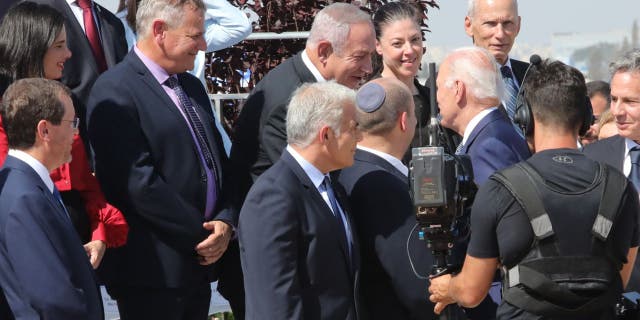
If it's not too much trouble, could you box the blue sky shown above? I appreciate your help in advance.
[425,0,640,47]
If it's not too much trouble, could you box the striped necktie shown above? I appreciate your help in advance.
[500,66,518,122]
[629,146,640,191]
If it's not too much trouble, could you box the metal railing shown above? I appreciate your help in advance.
[208,31,309,119]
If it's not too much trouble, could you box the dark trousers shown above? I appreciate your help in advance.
[217,240,245,319]
[108,283,211,320]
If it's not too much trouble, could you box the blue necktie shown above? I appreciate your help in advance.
[455,142,465,155]
[500,66,518,121]
[629,146,640,191]
[52,187,70,220]
[500,66,525,138]
[322,176,352,258]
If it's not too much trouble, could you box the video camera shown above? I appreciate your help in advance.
[408,63,477,275]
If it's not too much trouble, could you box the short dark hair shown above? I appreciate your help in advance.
[0,1,65,90]
[369,1,422,79]
[523,59,587,132]
[586,80,611,103]
[1,78,70,150]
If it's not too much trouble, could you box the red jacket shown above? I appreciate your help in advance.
[0,118,127,247]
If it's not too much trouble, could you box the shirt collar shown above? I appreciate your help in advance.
[134,46,171,85]
[286,145,326,189]
[356,145,408,177]
[624,137,640,157]
[301,50,327,83]
[8,149,55,193]
[461,107,498,146]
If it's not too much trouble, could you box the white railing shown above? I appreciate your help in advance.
[208,31,310,119]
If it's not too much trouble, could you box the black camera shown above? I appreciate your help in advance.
[409,146,476,273]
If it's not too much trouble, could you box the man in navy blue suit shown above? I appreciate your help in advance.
[437,46,530,187]
[87,0,235,318]
[0,78,102,319]
[239,81,362,320]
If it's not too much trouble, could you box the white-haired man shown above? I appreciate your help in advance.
[437,46,530,187]
[465,0,527,131]
[239,81,362,319]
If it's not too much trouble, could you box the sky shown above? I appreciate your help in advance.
[425,0,639,47]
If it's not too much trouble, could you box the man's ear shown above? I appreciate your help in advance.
[455,80,466,103]
[152,19,166,42]
[375,39,383,56]
[36,120,49,141]
[399,111,408,131]
[319,125,331,143]
[464,16,474,39]
[317,41,334,65]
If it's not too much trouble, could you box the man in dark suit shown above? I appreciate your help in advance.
[239,81,361,320]
[28,0,127,141]
[0,79,102,319]
[437,47,530,187]
[231,2,375,200]
[465,0,528,131]
[86,0,235,318]
[337,78,438,319]
[583,49,640,293]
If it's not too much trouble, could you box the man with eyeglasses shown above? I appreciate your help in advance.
[0,78,103,319]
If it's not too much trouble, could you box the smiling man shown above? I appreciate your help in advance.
[584,49,640,294]
[86,0,236,318]
[465,0,526,130]
[230,3,376,204]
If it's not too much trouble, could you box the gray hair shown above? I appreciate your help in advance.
[357,78,412,135]
[136,0,205,40]
[286,81,356,148]
[467,0,518,17]
[306,3,372,55]
[443,46,504,101]
[609,49,640,77]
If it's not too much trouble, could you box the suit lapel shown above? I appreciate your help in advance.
[291,52,317,83]
[463,109,501,154]
[95,3,118,67]
[281,151,353,270]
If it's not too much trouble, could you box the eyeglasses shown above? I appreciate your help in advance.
[61,117,80,129]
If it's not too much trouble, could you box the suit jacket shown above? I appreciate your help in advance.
[239,150,359,320]
[583,134,640,292]
[338,149,437,320]
[510,58,529,86]
[86,50,235,289]
[460,108,531,186]
[29,0,127,137]
[0,156,102,319]
[230,52,315,203]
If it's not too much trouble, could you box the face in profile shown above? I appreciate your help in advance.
[328,101,362,169]
[610,71,640,141]
[435,60,458,133]
[376,18,423,81]
[325,22,376,89]
[161,6,207,74]
[43,27,72,80]
[48,93,77,166]
[464,0,520,65]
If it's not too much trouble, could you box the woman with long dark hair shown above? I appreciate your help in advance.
[0,1,128,268]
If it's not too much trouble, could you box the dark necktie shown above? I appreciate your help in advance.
[52,187,70,220]
[500,66,518,122]
[629,146,640,191]
[77,0,107,73]
[322,176,352,256]
[165,76,218,218]
[165,76,216,170]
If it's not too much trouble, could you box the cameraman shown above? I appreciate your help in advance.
[429,59,639,319]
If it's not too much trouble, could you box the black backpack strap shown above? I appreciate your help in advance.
[592,163,627,242]
[491,162,554,241]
